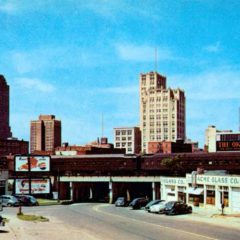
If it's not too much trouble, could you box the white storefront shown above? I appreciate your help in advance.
[160,177,187,203]
[160,174,240,214]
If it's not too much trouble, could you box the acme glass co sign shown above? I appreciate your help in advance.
[186,174,240,186]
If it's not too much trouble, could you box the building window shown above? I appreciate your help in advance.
[127,130,132,135]
[219,186,229,207]
[206,185,215,205]
[156,135,161,140]
[116,131,120,135]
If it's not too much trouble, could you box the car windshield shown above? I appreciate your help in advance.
[165,202,175,208]
[146,200,159,207]
[132,198,142,203]
[117,197,124,201]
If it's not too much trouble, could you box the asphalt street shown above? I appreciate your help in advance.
[1,203,240,240]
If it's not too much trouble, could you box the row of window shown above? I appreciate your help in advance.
[149,135,175,141]
[115,137,132,141]
[115,130,133,135]
[116,142,132,147]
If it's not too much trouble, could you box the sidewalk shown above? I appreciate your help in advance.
[185,207,240,229]
[0,213,98,240]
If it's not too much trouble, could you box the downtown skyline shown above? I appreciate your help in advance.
[1,0,240,147]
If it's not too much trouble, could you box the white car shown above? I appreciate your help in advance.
[148,201,166,213]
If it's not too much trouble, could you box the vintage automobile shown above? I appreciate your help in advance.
[148,200,167,213]
[164,201,192,215]
[115,197,128,207]
[0,195,19,207]
[129,197,149,210]
[14,195,39,206]
[145,199,164,211]
[0,199,5,227]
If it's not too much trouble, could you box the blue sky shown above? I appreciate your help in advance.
[0,0,240,147]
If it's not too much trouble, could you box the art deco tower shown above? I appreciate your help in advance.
[0,75,12,139]
[140,71,186,153]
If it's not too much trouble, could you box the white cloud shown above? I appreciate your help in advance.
[11,52,33,74]
[116,44,175,62]
[10,46,111,74]
[15,77,55,93]
[169,67,240,100]
[0,1,46,15]
[93,86,138,94]
[203,42,221,53]
[0,2,18,14]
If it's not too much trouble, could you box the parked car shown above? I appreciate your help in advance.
[115,197,128,207]
[145,199,164,211]
[148,200,166,213]
[0,199,4,227]
[164,201,192,215]
[14,195,39,206]
[0,195,19,207]
[129,197,149,209]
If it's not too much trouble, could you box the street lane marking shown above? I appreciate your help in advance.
[93,204,219,240]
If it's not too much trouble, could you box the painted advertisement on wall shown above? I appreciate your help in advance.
[216,141,240,152]
[15,156,50,172]
[15,179,50,194]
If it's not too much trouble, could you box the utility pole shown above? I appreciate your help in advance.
[28,156,32,195]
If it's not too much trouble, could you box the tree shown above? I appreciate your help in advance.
[161,155,184,176]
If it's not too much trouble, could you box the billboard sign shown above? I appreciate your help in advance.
[15,156,50,172]
[15,179,50,194]
[216,141,240,152]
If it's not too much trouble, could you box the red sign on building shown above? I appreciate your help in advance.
[216,141,240,151]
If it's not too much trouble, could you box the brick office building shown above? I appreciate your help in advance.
[0,138,28,156]
[30,115,61,153]
[148,139,193,154]
[0,75,12,139]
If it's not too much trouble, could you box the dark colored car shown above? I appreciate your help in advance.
[145,199,164,211]
[129,197,149,209]
[14,195,39,206]
[164,201,192,215]
[115,197,128,207]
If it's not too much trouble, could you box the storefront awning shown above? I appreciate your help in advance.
[187,187,204,195]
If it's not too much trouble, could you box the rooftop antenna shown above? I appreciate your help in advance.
[154,47,158,72]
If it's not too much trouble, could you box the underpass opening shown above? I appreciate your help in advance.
[73,182,109,203]
[112,182,152,203]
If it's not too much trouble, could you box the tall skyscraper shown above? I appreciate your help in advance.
[140,71,185,153]
[0,75,12,139]
[30,115,61,153]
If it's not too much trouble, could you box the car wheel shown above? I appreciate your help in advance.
[7,203,12,207]
[169,210,175,215]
